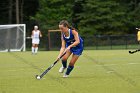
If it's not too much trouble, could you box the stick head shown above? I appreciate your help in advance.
[129,51,132,54]
[129,51,133,54]
[36,75,41,80]
[136,28,140,31]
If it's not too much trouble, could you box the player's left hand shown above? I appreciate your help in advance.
[65,46,71,52]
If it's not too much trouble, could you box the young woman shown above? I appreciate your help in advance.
[31,25,42,54]
[57,20,83,77]
[137,28,140,48]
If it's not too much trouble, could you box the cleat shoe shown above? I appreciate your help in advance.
[63,74,68,78]
[59,66,66,73]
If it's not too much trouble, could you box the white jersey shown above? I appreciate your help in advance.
[32,30,40,39]
[32,30,40,44]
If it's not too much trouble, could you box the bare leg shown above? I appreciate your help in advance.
[59,50,72,73]
[61,50,72,68]
[138,41,140,49]
[35,44,38,54]
[32,44,35,54]
[65,54,79,75]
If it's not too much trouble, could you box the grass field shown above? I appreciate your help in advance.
[0,50,140,93]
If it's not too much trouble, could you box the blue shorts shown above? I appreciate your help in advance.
[70,46,83,56]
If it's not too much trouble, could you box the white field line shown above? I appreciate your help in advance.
[128,63,140,65]
[106,71,114,73]
[8,68,25,72]
[95,63,140,67]
[6,63,140,72]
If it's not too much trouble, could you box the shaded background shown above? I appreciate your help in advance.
[0,0,140,50]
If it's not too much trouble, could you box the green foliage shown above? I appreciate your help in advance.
[31,0,74,31]
[30,0,140,35]
[0,0,140,35]
[77,0,128,35]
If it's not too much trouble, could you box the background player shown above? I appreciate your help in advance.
[57,20,84,77]
[137,28,140,48]
[31,25,42,54]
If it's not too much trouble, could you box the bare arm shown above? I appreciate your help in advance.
[67,29,80,49]
[31,31,34,38]
[39,30,42,37]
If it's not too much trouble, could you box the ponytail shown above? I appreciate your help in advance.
[59,20,78,32]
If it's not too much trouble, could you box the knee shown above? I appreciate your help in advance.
[69,62,74,66]
[62,57,67,61]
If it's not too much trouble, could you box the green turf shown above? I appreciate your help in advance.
[0,50,140,93]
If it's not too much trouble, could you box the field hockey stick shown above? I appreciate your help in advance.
[26,37,32,39]
[129,49,140,54]
[36,51,66,80]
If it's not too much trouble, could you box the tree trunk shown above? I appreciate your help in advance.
[16,0,19,24]
[9,0,13,24]
[21,0,24,23]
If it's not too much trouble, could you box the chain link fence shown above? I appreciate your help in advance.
[26,34,139,51]
[83,34,138,50]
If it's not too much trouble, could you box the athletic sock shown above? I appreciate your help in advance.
[62,60,67,68]
[35,47,38,53]
[65,65,74,75]
[32,47,35,53]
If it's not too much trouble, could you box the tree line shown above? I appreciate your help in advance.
[0,0,140,36]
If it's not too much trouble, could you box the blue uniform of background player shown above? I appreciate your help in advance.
[57,20,84,77]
